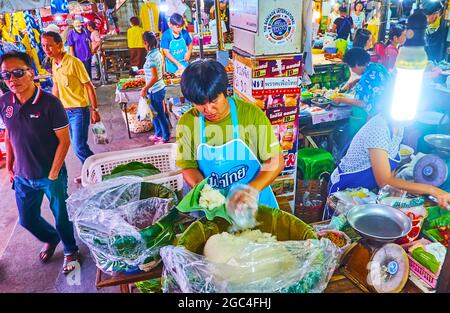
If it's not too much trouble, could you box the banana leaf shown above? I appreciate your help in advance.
[103,162,161,180]
[423,206,450,230]
[176,178,232,223]
[177,204,317,254]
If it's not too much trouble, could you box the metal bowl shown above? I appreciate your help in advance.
[424,134,450,153]
[347,204,411,243]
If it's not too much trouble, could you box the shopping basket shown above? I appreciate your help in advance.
[81,143,180,188]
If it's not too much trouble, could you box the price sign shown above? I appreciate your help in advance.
[233,59,253,100]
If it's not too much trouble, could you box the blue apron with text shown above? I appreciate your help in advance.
[165,30,189,73]
[196,98,279,209]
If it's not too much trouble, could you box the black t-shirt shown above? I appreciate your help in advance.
[334,16,354,40]
[0,87,69,179]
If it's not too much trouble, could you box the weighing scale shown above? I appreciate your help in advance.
[340,204,412,293]
[414,134,450,192]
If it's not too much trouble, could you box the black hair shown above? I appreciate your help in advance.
[181,59,228,104]
[353,28,372,49]
[42,31,63,44]
[143,32,158,49]
[386,24,406,45]
[0,51,33,68]
[339,6,347,13]
[354,1,364,10]
[169,13,185,26]
[130,16,140,26]
[343,47,370,67]
[87,21,97,30]
[422,1,444,15]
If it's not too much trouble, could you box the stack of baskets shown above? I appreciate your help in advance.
[81,143,183,193]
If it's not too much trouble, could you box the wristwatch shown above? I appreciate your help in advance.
[92,108,99,113]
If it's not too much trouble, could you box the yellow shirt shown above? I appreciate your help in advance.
[367,18,380,48]
[52,53,90,109]
[140,2,160,33]
[127,26,145,48]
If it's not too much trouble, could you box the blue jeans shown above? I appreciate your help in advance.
[66,107,94,164]
[148,88,170,142]
[13,166,78,255]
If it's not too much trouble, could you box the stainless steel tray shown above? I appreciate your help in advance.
[424,134,450,153]
[347,204,411,243]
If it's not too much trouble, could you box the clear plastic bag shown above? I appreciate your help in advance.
[226,184,258,231]
[160,238,339,293]
[137,97,153,121]
[66,177,178,273]
[92,122,109,144]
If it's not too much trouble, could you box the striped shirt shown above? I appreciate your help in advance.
[143,48,165,93]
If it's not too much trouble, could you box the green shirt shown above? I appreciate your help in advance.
[176,97,281,169]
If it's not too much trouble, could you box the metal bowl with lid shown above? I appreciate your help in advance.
[347,204,412,244]
[424,134,450,154]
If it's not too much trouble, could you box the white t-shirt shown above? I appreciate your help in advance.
[332,114,404,181]
[209,19,227,46]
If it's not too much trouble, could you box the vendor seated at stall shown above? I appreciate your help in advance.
[176,60,284,209]
[329,90,450,212]
[161,13,193,74]
[334,47,390,146]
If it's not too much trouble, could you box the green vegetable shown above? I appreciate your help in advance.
[411,247,441,274]
[103,162,161,180]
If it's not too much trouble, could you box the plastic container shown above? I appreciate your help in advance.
[323,47,337,54]
[400,239,441,289]
[81,143,179,186]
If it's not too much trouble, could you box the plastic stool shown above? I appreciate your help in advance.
[297,148,335,180]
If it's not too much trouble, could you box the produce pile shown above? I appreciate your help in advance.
[117,77,146,90]
[102,162,161,181]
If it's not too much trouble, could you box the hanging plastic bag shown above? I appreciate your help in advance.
[92,122,109,144]
[137,97,153,121]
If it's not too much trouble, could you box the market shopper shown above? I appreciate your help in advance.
[334,48,390,144]
[383,24,407,71]
[127,16,147,69]
[423,1,446,62]
[67,19,93,79]
[42,31,100,184]
[140,32,170,144]
[86,21,102,81]
[332,6,354,40]
[176,60,284,210]
[327,3,341,32]
[351,1,366,30]
[353,28,372,50]
[328,97,450,212]
[161,13,193,73]
[0,51,80,273]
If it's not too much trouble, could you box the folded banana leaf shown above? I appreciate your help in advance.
[103,162,161,180]
[177,204,317,254]
[176,178,232,223]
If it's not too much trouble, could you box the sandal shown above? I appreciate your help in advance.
[62,251,81,275]
[39,242,59,263]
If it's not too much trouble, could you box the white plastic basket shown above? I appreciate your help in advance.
[143,170,184,193]
[81,143,179,187]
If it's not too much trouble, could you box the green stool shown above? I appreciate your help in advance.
[297,148,335,180]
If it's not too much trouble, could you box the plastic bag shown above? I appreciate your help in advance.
[160,238,339,293]
[226,184,258,231]
[137,97,153,121]
[66,177,179,273]
[92,122,109,144]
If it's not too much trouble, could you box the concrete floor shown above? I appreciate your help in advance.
[0,84,174,292]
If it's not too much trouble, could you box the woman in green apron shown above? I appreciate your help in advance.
[334,47,390,148]
[175,60,285,211]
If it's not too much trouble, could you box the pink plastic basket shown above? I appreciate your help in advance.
[401,239,441,289]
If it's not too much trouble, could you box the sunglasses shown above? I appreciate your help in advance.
[0,68,31,80]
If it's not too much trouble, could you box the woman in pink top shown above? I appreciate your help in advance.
[383,24,406,71]
[87,21,102,80]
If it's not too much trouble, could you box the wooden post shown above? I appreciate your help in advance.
[378,0,390,43]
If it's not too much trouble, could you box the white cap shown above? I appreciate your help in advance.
[43,24,60,33]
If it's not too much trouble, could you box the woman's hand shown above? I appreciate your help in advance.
[140,87,148,98]
[90,110,101,124]
[184,52,191,62]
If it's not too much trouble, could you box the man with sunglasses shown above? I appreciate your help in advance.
[0,52,80,274]
[41,31,100,184]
